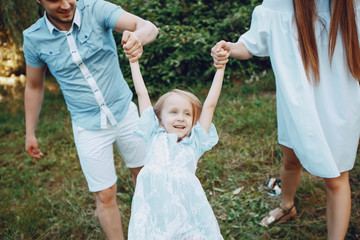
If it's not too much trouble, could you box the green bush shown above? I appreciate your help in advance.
[112,0,270,96]
[0,0,272,94]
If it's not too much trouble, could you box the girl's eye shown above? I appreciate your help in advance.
[185,112,191,116]
[170,111,176,114]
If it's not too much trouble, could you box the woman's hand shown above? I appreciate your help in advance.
[211,40,230,69]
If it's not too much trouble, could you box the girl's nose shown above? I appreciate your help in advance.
[177,114,184,121]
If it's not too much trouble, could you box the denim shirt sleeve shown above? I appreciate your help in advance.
[92,0,125,30]
[22,20,46,68]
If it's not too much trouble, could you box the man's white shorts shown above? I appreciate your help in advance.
[72,102,146,192]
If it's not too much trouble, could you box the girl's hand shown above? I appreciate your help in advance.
[211,40,230,69]
[122,30,143,63]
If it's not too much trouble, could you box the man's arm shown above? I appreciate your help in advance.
[114,12,158,62]
[114,12,158,45]
[24,64,46,159]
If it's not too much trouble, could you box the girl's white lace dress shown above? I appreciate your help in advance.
[127,107,223,240]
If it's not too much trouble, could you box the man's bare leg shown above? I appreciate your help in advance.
[95,184,124,240]
[129,166,142,187]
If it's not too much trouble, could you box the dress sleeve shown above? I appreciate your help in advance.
[133,107,159,141]
[192,122,219,158]
[238,5,271,57]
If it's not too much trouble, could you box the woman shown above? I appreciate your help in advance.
[212,0,360,239]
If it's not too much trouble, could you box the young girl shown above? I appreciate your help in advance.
[125,34,226,240]
[212,0,360,239]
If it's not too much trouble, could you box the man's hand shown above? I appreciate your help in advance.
[25,135,44,159]
[122,31,143,63]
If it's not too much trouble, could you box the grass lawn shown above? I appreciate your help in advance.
[0,72,359,239]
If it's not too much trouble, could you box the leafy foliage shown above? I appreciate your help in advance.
[0,0,270,90]
[0,0,43,76]
[112,0,269,96]
[0,0,42,45]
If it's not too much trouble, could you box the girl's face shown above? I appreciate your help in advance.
[160,94,194,140]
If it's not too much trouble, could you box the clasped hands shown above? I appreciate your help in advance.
[122,30,143,63]
[123,32,230,69]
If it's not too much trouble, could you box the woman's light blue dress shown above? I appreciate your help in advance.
[127,107,223,240]
[239,0,360,178]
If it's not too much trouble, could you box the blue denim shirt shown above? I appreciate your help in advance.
[23,0,132,129]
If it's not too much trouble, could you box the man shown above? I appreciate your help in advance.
[23,0,158,239]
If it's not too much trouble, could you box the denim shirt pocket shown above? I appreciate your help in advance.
[40,47,63,71]
[78,23,103,56]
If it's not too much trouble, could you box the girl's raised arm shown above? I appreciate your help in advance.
[198,49,227,132]
[123,32,151,114]
[129,61,152,115]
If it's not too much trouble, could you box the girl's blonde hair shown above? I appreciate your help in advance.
[293,0,360,83]
[153,89,202,127]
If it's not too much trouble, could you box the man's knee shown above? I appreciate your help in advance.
[95,184,117,207]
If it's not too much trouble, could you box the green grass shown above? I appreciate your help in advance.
[0,73,359,239]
